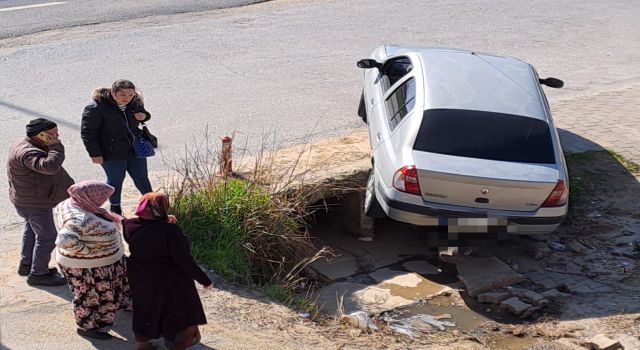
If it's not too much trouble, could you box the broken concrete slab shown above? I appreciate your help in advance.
[477,291,511,304]
[585,333,623,350]
[353,285,416,314]
[455,256,525,297]
[369,268,422,286]
[309,249,360,280]
[542,289,571,298]
[369,268,451,301]
[522,290,546,304]
[500,297,532,315]
[314,282,415,315]
[403,260,442,275]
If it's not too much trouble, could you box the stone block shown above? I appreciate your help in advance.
[477,291,511,304]
[456,257,525,297]
[542,289,571,298]
[522,290,545,304]
[500,297,532,315]
[585,333,623,350]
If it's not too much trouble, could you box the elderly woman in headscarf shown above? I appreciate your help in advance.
[54,180,130,340]
[124,192,212,350]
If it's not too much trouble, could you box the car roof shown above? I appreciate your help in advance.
[385,45,547,121]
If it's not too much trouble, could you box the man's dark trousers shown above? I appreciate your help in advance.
[15,207,56,276]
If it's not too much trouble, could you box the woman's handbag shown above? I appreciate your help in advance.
[133,132,156,158]
[141,123,158,148]
[120,115,157,158]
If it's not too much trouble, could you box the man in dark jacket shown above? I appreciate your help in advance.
[7,118,74,286]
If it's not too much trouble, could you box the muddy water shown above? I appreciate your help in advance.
[391,295,491,331]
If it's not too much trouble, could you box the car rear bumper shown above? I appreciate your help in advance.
[376,181,566,235]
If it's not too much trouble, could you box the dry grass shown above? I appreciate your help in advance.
[166,131,360,288]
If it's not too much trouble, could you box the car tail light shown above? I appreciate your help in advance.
[541,180,567,207]
[393,166,421,195]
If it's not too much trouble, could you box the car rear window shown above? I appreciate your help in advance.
[414,109,556,164]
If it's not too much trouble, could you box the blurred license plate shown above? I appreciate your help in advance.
[439,218,507,226]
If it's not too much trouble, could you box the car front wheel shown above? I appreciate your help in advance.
[363,169,386,218]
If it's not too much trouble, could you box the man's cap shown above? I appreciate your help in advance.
[26,118,57,137]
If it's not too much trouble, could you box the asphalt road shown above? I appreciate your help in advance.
[0,0,269,38]
[1,0,639,227]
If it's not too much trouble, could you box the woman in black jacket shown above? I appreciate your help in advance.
[81,79,153,215]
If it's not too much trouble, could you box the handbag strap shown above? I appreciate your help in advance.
[118,112,136,139]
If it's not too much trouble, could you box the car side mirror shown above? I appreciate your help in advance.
[539,77,564,88]
[357,59,382,70]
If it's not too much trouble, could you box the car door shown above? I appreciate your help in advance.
[375,75,418,187]
[367,56,414,151]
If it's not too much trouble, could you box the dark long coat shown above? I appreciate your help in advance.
[124,218,211,338]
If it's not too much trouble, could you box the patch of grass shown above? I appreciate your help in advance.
[263,284,292,303]
[607,149,640,173]
[168,132,341,288]
[563,151,599,206]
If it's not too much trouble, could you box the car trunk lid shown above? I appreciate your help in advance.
[413,151,558,211]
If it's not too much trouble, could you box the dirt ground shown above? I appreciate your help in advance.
[193,132,640,350]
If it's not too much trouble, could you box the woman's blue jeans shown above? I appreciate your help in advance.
[101,158,153,206]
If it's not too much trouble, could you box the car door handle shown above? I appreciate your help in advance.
[370,98,374,105]
[376,132,381,141]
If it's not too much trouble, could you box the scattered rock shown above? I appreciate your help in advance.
[520,306,541,319]
[477,291,511,304]
[567,241,589,255]
[545,261,582,275]
[537,299,550,308]
[548,242,568,252]
[521,290,546,304]
[584,333,623,350]
[510,263,520,272]
[500,297,532,315]
[542,289,571,298]
[532,244,553,260]
[539,280,567,291]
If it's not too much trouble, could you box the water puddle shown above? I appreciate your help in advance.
[390,295,491,331]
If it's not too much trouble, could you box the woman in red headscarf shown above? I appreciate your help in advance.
[124,192,212,350]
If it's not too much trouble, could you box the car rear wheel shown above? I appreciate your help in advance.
[363,169,386,218]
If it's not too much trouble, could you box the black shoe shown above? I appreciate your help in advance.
[26,270,66,286]
[76,328,113,340]
[18,264,57,277]
[110,205,122,215]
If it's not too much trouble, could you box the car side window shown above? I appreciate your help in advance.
[385,77,416,131]
[380,57,413,93]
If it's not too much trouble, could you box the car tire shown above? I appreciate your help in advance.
[357,91,367,122]
[363,169,386,219]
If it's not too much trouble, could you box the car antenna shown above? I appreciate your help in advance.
[471,51,533,97]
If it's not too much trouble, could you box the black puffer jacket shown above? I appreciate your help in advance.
[81,88,151,161]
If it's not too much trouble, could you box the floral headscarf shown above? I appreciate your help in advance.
[134,192,170,221]
[67,180,123,223]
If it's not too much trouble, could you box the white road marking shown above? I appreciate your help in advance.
[0,2,67,13]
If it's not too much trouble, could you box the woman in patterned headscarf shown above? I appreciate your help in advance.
[54,180,131,341]
[124,192,212,350]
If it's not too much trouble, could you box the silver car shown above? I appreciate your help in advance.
[357,45,568,235]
